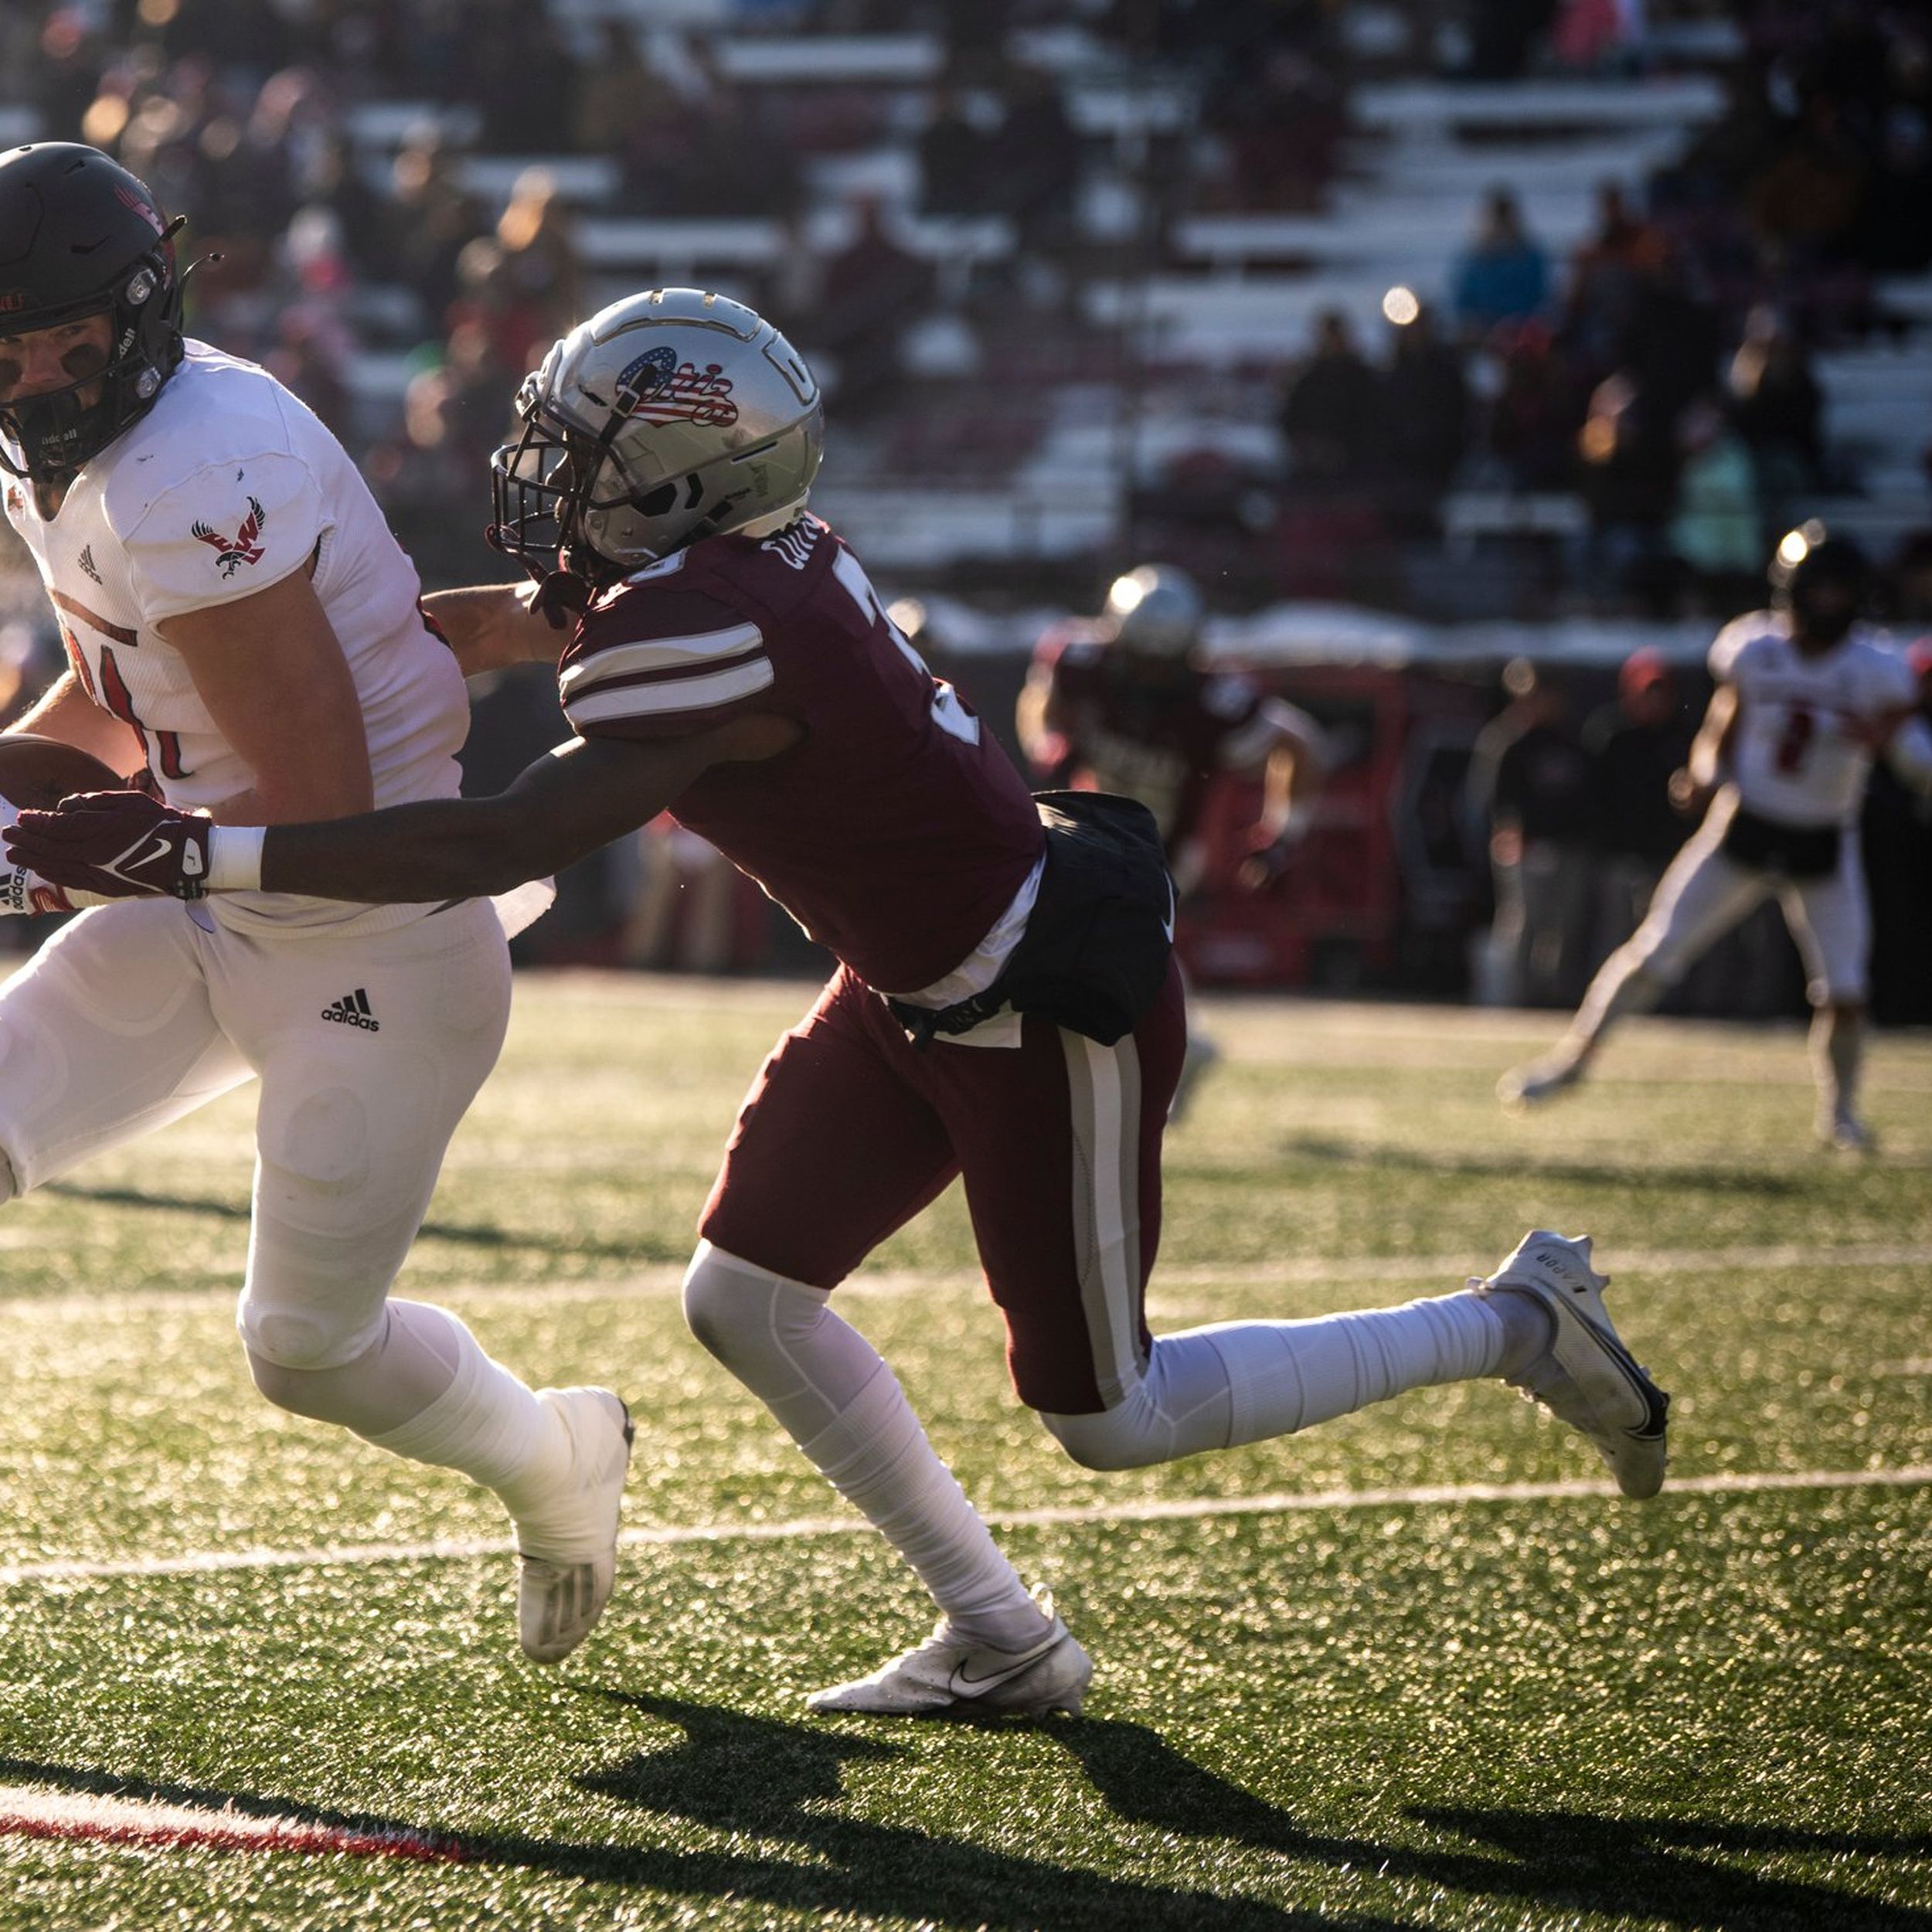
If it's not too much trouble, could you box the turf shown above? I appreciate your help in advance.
[0,975,1927,1930]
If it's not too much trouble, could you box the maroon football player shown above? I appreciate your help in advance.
[1018,563,1329,1114]
[12,290,1670,1714]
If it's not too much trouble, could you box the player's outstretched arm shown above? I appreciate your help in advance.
[423,583,570,676]
[6,715,801,904]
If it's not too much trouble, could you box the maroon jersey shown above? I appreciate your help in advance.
[558,515,1043,992]
[1036,629,1275,845]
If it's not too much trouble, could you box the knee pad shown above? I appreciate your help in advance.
[681,1240,879,1416]
[682,1241,818,1374]
[237,1291,387,1373]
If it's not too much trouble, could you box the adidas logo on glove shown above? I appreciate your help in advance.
[321,988,379,1032]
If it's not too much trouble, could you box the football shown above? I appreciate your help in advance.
[0,733,127,811]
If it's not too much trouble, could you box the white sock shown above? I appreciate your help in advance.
[1044,1291,1505,1468]
[362,1304,567,1513]
[684,1244,1046,1650]
[1811,1007,1863,1121]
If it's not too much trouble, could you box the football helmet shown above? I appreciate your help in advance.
[1768,522,1870,646]
[1102,564,1204,660]
[0,144,186,484]
[489,287,823,590]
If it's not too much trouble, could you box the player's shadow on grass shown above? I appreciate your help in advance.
[1052,1722,1932,1930]
[570,1689,1369,1930]
[1268,1134,1810,1196]
[0,1733,1389,1932]
[6,1721,1928,1932]
[42,1180,659,1262]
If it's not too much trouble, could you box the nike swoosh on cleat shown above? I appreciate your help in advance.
[948,1641,1061,1696]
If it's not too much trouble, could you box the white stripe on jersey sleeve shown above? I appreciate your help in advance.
[564,655,775,726]
[559,621,765,700]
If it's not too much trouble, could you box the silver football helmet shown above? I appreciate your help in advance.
[489,287,823,589]
[1102,564,1204,659]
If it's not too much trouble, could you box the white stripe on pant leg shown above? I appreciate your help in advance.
[1061,1029,1145,1406]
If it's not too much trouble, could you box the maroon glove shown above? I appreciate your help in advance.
[5,791,211,900]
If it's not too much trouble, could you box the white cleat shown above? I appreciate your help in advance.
[1475,1230,1669,1500]
[807,1588,1092,1718]
[1497,1053,1584,1108]
[514,1387,633,1665]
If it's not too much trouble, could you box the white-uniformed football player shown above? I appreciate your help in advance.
[0,143,628,1663]
[1500,524,1932,1147]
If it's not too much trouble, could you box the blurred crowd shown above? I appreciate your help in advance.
[2,1,1926,624]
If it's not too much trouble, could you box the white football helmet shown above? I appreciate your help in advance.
[489,287,823,588]
[1102,564,1204,659]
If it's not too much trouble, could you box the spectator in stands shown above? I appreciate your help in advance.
[1726,305,1826,511]
[1278,309,1380,485]
[1667,395,1764,614]
[26,7,105,144]
[1373,300,1471,535]
[917,84,995,218]
[1582,648,1695,968]
[1486,321,1583,492]
[987,63,1082,254]
[804,197,938,420]
[384,133,489,335]
[1573,369,1679,612]
[1451,189,1552,342]
[1561,179,1668,373]
[573,22,658,162]
[494,168,586,355]
[1466,659,1598,1009]
[1203,47,1345,214]
[464,0,580,157]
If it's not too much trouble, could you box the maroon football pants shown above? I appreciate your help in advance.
[699,959,1188,1414]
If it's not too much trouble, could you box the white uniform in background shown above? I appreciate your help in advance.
[1498,607,1928,1144]
[1631,614,1918,1002]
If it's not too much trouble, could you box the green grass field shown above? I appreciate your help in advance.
[1,973,1927,1931]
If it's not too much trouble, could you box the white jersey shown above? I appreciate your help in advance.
[1710,612,1919,828]
[2,342,468,937]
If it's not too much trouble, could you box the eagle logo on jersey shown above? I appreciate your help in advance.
[191,497,267,577]
[614,346,740,428]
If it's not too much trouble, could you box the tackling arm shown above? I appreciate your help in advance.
[423,582,569,677]
[7,713,801,903]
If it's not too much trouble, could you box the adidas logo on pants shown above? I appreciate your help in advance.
[321,988,380,1032]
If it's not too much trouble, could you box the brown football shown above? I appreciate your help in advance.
[0,733,127,811]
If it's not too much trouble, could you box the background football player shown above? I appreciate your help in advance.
[1498,526,1932,1147]
[1017,563,1327,1116]
[0,143,630,1666]
[13,287,1670,1716]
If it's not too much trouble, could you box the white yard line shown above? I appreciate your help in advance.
[2,1464,1926,1590]
[2,1240,1927,1320]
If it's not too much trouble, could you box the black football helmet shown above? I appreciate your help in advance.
[1767,522,1870,647]
[0,144,186,485]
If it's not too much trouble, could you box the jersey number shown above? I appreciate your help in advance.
[1772,703,1815,775]
[60,625,187,781]
[832,549,981,747]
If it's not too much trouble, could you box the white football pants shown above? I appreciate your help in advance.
[0,895,509,1368]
